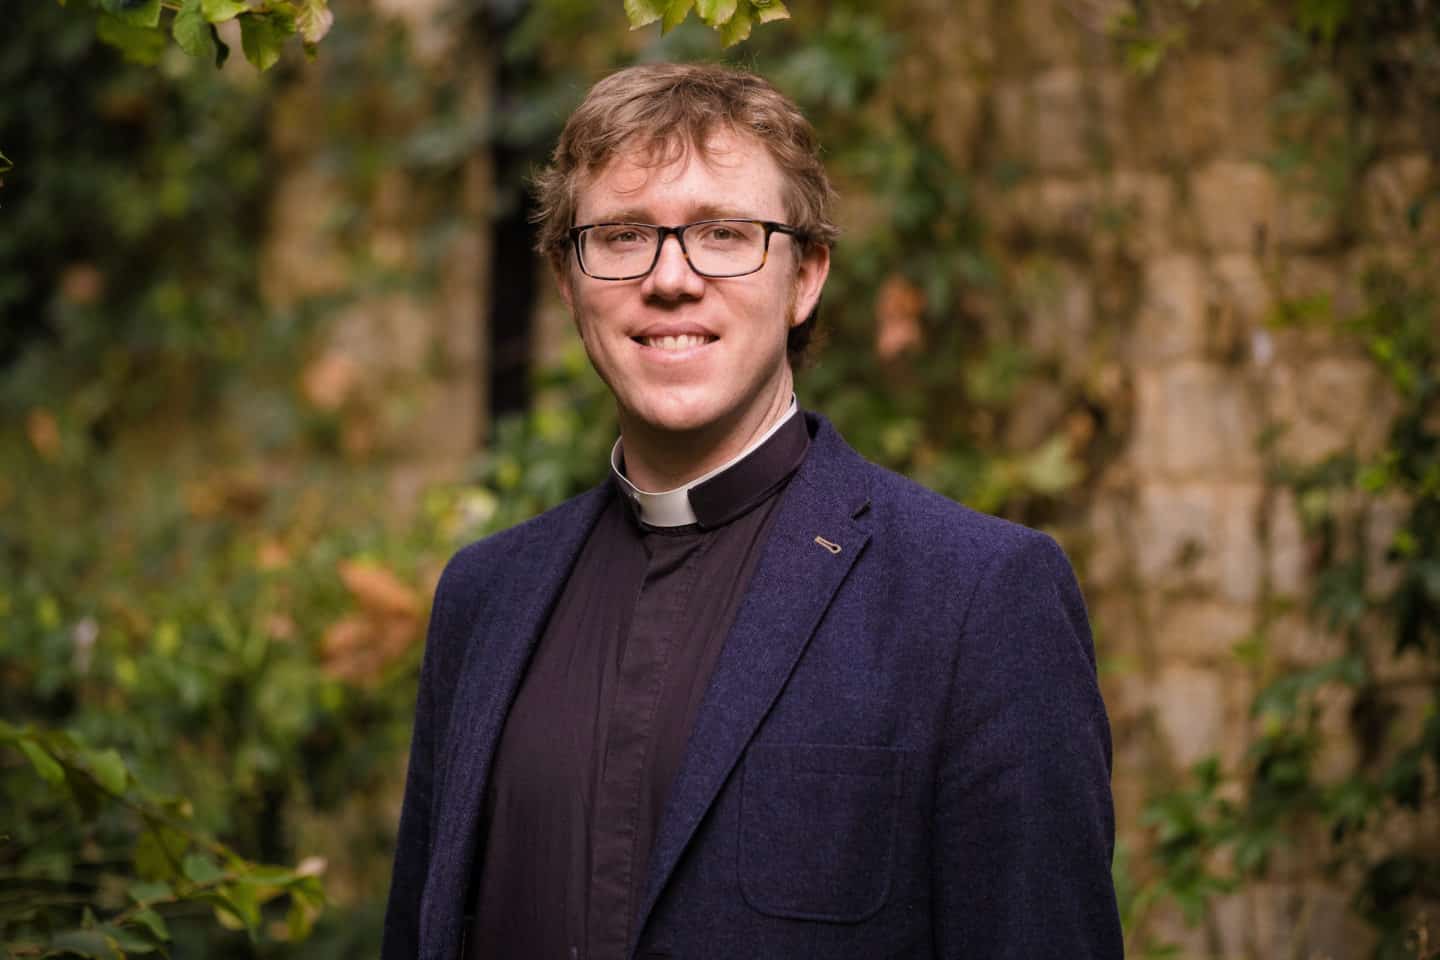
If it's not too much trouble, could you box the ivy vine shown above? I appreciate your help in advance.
[58,0,786,74]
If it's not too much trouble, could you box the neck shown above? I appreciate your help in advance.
[618,386,794,492]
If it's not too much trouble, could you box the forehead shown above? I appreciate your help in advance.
[574,128,787,221]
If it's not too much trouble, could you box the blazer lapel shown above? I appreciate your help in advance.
[424,483,613,956]
[632,419,873,950]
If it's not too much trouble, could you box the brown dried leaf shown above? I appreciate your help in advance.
[338,561,420,618]
[60,264,105,305]
[875,274,925,360]
[301,353,360,412]
[26,409,61,460]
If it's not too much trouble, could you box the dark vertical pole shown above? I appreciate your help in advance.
[484,0,540,421]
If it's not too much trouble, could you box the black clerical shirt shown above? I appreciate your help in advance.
[468,407,810,960]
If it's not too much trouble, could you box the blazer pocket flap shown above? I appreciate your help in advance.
[739,743,904,923]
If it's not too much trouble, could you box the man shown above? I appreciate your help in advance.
[384,63,1122,959]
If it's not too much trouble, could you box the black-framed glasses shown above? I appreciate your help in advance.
[567,219,805,281]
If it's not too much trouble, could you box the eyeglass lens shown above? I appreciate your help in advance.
[578,221,767,279]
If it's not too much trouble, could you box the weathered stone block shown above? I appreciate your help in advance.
[1133,253,1207,362]
[1135,482,1220,588]
[1268,355,1388,465]
[1152,662,1226,768]
[993,69,1101,175]
[1192,161,1279,253]
[1085,493,1135,590]
[1211,883,1371,960]
[1362,152,1437,241]
[1276,183,1341,250]
[1152,599,1253,663]
[1158,54,1230,159]
[1210,253,1273,327]
[1016,255,1095,370]
[1268,613,1346,669]
[1031,68,1093,173]
[1366,493,1410,597]
[1008,0,1088,69]
[1217,483,1266,602]
[1130,363,1262,481]
[988,176,1105,243]
[1104,170,1176,252]
[1266,488,1310,597]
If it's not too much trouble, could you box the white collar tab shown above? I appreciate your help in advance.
[609,397,799,528]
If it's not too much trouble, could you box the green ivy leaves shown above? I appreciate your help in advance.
[624,0,790,45]
[78,0,787,70]
[70,0,333,70]
[0,720,327,957]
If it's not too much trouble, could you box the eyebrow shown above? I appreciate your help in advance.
[587,203,761,224]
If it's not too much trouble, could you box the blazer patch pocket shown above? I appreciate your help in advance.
[738,743,903,923]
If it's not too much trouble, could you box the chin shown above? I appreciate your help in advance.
[624,390,732,437]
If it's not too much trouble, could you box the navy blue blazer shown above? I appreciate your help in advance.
[383,413,1123,959]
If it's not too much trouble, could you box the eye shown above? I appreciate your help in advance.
[597,226,650,245]
[693,221,756,245]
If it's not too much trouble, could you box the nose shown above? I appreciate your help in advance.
[642,232,705,300]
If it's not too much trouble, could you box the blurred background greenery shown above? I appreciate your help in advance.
[2,0,1438,957]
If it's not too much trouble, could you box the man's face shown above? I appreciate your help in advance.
[560,129,829,449]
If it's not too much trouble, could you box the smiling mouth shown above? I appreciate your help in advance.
[633,334,717,351]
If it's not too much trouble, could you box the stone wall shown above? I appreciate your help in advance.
[898,1,1436,954]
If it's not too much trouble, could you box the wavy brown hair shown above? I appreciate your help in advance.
[532,62,838,365]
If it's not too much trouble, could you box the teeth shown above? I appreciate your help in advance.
[642,334,710,350]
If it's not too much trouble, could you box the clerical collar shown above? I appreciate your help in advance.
[609,399,809,529]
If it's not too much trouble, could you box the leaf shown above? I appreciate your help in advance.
[214,32,230,67]
[183,852,225,886]
[694,0,738,26]
[0,149,12,174]
[286,894,318,941]
[239,11,293,70]
[623,0,665,27]
[130,907,170,943]
[46,929,122,959]
[101,0,162,28]
[718,1,751,43]
[662,0,693,31]
[98,923,161,953]
[751,0,789,23]
[17,737,65,786]
[95,13,167,64]
[239,10,295,69]
[201,0,249,22]
[126,881,174,905]
[134,826,188,882]
[173,0,217,60]
[295,0,333,43]
[85,747,129,795]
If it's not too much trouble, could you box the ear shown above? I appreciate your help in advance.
[790,242,830,329]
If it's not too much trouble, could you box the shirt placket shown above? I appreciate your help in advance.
[585,533,705,960]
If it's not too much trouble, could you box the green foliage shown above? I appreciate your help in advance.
[624,0,792,45]
[0,5,463,954]
[1,722,324,958]
[61,0,331,70]
[57,0,791,74]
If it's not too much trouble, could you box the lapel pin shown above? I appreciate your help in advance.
[814,535,842,555]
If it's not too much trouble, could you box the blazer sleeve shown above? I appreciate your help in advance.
[382,556,465,960]
[931,531,1124,958]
